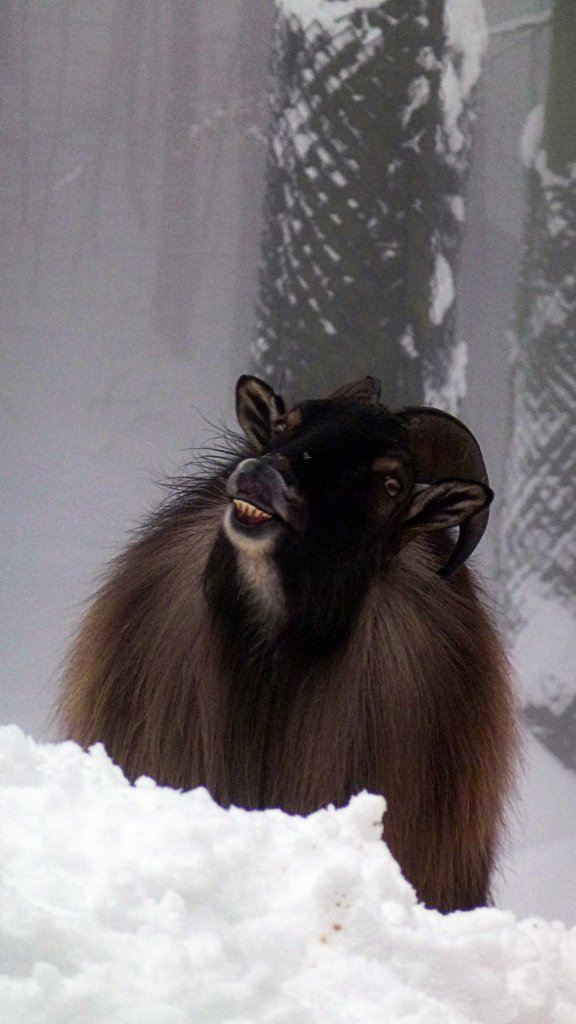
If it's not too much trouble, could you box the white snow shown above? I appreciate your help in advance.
[444,0,487,100]
[530,288,571,334]
[447,193,465,222]
[430,250,455,326]
[489,11,553,38]
[417,45,438,73]
[424,338,468,415]
[320,317,337,336]
[285,107,315,159]
[399,324,418,360]
[442,0,488,153]
[1,726,576,1022]
[520,104,544,169]
[523,104,576,189]
[401,75,431,129]
[276,0,384,34]
[534,150,576,190]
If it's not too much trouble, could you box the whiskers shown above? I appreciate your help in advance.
[187,412,249,475]
[153,419,249,516]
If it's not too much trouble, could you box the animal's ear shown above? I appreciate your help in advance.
[402,480,493,536]
[235,375,285,451]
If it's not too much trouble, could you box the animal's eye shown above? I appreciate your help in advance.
[383,476,402,498]
[348,463,368,484]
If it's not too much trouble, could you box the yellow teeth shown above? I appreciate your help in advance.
[233,498,273,523]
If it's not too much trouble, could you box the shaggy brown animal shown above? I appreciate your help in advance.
[59,375,517,912]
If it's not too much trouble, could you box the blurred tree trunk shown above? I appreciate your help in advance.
[234,0,276,363]
[500,0,576,768]
[253,0,486,409]
[155,1,202,355]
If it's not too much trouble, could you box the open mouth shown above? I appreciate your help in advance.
[232,498,275,527]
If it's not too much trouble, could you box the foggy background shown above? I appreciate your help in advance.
[2,1,575,924]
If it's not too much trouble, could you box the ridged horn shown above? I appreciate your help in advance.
[397,407,491,577]
[327,376,382,404]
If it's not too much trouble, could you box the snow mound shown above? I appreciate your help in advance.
[1,727,575,1023]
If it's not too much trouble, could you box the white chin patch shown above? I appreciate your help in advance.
[222,506,285,623]
[223,504,279,555]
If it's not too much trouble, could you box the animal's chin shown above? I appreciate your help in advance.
[224,499,285,547]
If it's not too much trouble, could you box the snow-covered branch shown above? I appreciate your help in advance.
[489,11,552,37]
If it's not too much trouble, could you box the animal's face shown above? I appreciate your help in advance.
[222,376,493,578]
[224,397,412,561]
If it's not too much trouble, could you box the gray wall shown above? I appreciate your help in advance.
[1,0,272,735]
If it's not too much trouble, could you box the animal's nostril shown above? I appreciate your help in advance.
[263,454,296,486]
[235,473,272,508]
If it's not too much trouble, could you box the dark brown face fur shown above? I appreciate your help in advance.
[208,398,415,656]
[58,376,517,914]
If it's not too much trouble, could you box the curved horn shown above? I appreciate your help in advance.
[327,376,382,404]
[397,407,491,578]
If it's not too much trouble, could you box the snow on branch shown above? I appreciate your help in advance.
[1,727,575,1022]
[489,11,552,37]
[276,0,384,33]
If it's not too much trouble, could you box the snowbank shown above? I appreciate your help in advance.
[1,727,574,1023]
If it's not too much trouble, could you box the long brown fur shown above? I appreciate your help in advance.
[59,386,517,914]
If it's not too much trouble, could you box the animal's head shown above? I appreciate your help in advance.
[221,375,492,588]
